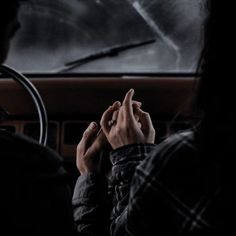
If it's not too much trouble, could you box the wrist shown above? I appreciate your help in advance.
[110,143,157,165]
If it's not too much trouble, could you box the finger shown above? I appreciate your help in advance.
[132,100,142,108]
[116,101,141,123]
[96,129,107,146]
[111,101,121,118]
[77,122,98,154]
[122,89,136,122]
[134,107,153,133]
[100,106,113,135]
[112,110,119,122]
[110,101,121,125]
[134,114,140,122]
[133,103,141,122]
[112,100,121,108]
[100,102,120,136]
[87,130,107,156]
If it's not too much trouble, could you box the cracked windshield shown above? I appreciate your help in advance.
[6,0,205,74]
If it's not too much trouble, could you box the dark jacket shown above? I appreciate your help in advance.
[73,130,233,235]
[0,130,76,235]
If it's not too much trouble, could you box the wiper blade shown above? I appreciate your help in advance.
[56,39,155,73]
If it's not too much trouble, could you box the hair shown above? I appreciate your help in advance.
[192,2,234,231]
[197,1,234,112]
[195,0,235,175]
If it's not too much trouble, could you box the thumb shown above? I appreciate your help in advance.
[77,122,98,154]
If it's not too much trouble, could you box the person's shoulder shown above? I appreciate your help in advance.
[0,130,63,173]
[138,129,196,172]
[165,129,194,144]
[155,129,196,157]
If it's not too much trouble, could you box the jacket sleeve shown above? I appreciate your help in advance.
[72,172,110,236]
[109,144,157,235]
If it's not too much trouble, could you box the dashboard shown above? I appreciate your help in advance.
[0,75,197,186]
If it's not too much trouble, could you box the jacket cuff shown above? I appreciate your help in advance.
[110,143,157,166]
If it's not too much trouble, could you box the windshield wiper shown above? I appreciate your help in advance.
[56,39,155,73]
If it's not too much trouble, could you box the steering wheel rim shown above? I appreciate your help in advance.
[0,64,48,146]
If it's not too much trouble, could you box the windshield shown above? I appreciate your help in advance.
[5,0,205,74]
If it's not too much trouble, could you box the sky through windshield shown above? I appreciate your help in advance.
[6,0,205,74]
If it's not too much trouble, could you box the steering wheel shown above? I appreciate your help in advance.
[0,64,48,146]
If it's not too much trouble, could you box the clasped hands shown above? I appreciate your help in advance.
[76,89,155,175]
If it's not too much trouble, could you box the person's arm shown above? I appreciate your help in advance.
[100,89,156,235]
[72,172,110,236]
[109,143,156,235]
[73,102,120,236]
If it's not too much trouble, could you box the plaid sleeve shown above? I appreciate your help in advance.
[72,172,110,236]
[111,131,221,235]
[109,144,157,235]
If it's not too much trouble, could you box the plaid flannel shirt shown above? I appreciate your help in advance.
[110,130,230,235]
[73,130,231,235]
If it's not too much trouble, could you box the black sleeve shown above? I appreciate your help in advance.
[0,131,76,235]
[73,172,110,236]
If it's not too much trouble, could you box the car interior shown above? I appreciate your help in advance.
[0,0,204,189]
